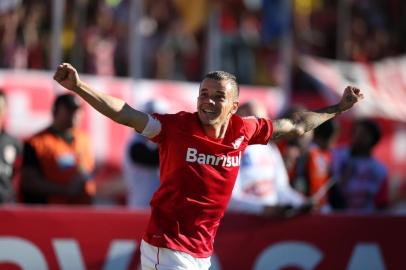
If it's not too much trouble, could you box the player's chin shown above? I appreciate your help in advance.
[198,112,213,123]
[199,116,218,126]
[200,118,214,126]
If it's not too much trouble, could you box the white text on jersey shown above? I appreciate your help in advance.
[186,148,242,167]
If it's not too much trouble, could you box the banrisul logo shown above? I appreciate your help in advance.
[231,136,244,149]
[186,148,242,167]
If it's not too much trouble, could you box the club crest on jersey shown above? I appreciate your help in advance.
[186,148,241,167]
[231,136,244,149]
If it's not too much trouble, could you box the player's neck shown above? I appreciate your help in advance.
[202,121,229,139]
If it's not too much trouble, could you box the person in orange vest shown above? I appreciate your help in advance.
[20,93,95,204]
[304,120,339,210]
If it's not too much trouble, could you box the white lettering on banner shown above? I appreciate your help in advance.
[252,241,389,270]
[347,243,386,270]
[0,236,392,269]
[53,239,137,270]
[0,237,137,270]
[0,237,48,270]
[253,241,323,270]
[7,91,51,137]
[209,254,222,270]
[53,240,86,270]
[185,148,241,167]
[103,240,137,270]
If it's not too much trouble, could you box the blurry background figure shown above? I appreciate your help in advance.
[292,119,339,212]
[227,101,308,217]
[123,100,168,209]
[0,89,21,203]
[277,106,314,183]
[83,1,117,76]
[20,93,96,204]
[330,119,388,212]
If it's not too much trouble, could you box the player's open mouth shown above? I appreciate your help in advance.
[202,108,217,116]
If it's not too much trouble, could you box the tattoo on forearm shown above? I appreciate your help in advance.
[271,104,341,140]
[298,104,341,132]
[315,104,341,115]
[271,120,285,140]
[301,113,327,132]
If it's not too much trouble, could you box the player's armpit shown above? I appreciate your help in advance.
[271,118,303,140]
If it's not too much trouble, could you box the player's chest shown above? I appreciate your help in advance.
[165,129,248,169]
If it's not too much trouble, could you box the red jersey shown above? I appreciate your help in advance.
[143,112,273,257]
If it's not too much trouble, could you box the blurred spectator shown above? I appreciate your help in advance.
[292,119,339,211]
[293,0,323,47]
[20,93,96,204]
[155,17,200,81]
[278,106,314,183]
[330,119,389,212]
[0,90,22,203]
[138,0,178,79]
[227,101,309,217]
[154,0,206,81]
[23,1,48,69]
[83,1,117,76]
[173,0,207,34]
[308,120,338,210]
[294,0,337,58]
[218,2,261,85]
[0,1,49,69]
[123,100,167,209]
[0,1,26,68]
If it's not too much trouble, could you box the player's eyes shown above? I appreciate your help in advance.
[199,93,225,101]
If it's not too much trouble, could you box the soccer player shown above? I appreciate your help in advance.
[53,63,364,270]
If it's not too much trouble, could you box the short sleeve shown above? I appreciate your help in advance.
[147,113,166,143]
[243,117,273,145]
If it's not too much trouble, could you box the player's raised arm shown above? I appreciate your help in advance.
[271,86,364,140]
[53,63,148,133]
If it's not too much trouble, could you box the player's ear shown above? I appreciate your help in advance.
[231,101,239,114]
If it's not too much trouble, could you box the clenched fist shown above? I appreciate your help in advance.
[338,86,364,112]
[53,63,80,91]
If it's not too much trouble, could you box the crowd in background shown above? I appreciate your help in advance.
[0,88,391,216]
[1,0,406,85]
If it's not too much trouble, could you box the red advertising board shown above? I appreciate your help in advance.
[0,206,405,270]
